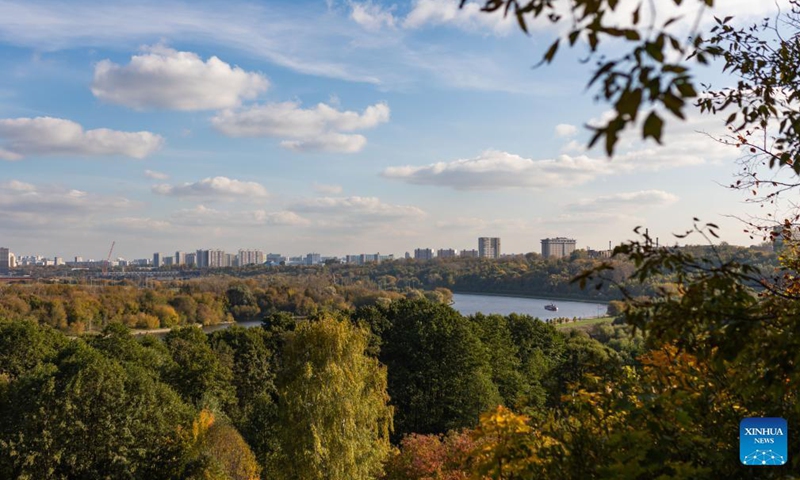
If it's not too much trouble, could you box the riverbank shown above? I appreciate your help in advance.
[555,316,614,330]
[129,321,236,337]
[452,290,610,306]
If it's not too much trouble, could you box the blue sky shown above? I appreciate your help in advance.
[0,0,789,260]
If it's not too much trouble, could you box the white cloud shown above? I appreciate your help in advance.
[403,0,515,35]
[0,117,163,159]
[144,169,169,180]
[281,133,367,153]
[382,150,615,190]
[212,101,389,153]
[171,205,309,227]
[92,45,269,111]
[383,114,732,192]
[350,1,396,30]
[293,196,426,220]
[111,217,171,231]
[555,123,578,137]
[0,180,135,229]
[313,183,344,195]
[152,176,268,198]
[0,148,23,161]
[569,190,679,211]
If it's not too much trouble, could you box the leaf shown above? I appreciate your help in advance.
[643,112,664,143]
[542,39,560,64]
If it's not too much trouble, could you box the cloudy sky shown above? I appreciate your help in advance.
[0,0,789,260]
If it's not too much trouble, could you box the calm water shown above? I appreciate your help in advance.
[451,293,606,320]
[185,293,607,336]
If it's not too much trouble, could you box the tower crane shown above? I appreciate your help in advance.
[102,241,115,276]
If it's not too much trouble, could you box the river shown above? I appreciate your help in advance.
[193,293,607,335]
[450,293,607,320]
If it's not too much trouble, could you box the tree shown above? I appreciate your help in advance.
[183,410,261,480]
[208,326,279,464]
[0,319,67,380]
[0,340,194,479]
[383,430,480,480]
[271,317,392,480]
[164,327,236,411]
[355,299,500,439]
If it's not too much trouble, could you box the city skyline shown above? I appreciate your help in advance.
[3,235,593,266]
[0,0,789,259]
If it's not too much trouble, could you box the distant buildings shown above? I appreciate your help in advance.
[0,247,11,274]
[460,249,478,258]
[478,237,501,259]
[175,251,187,266]
[541,237,577,259]
[153,253,162,268]
[437,248,457,259]
[414,248,434,261]
[238,249,265,266]
[305,253,322,266]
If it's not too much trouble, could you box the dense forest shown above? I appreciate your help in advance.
[0,298,642,479]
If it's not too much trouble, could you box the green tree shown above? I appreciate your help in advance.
[164,327,236,411]
[271,317,392,480]
[355,299,500,439]
[0,340,194,479]
[0,319,67,380]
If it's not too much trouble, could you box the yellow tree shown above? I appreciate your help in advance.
[271,317,392,480]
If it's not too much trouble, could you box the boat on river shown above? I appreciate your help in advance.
[544,303,558,312]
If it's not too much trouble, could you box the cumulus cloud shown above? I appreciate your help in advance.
[144,169,169,180]
[293,196,426,220]
[555,123,578,137]
[152,176,268,198]
[172,205,309,227]
[0,117,163,159]
[212,101,389,153]
[350,1,396,30]
[382,140,715,191]
[403,0,515,35]
[382,150,606,190]
[92,45,269,110]
[569,190,679,211]
[0,180,135,229]
[313,183,344,195]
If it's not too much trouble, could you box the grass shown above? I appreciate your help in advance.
[554,316,614,330]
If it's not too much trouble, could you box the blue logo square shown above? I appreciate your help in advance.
[740,417,788,466]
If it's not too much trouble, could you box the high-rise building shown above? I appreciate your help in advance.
[266,253,286,265]
[460,249,479,258]
[238,249,265,266]
[0,247,10,274]
[175,251,186,266]
[208,249,227,268]
[437,248,457,259]
[196,249,210,268]
[185,252,197,267]
[478,237,501,259]
[305,253,321,265]
[414,248,434,261]
[153,252,161,268]
[541,237,577,259]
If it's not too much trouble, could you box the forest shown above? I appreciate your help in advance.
[0,297,643,479]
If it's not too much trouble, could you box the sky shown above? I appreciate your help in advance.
[0,0,792,260]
